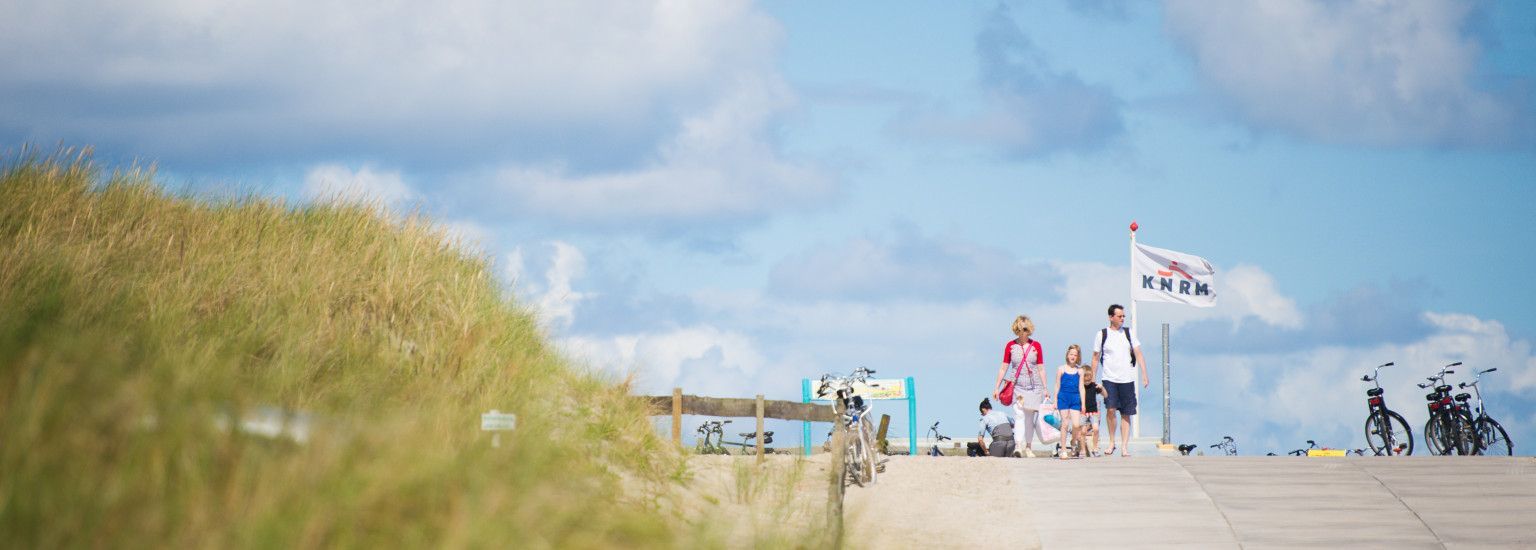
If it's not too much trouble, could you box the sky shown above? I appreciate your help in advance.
[4,0,1535,456]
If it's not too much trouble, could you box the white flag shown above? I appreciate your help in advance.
[1132,243,1216,307]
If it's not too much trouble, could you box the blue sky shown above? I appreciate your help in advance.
[4,0,1535,455]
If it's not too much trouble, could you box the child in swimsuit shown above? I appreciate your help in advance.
[1054,345,1088,459]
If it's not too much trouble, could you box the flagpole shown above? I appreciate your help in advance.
[1129,220,1140,439]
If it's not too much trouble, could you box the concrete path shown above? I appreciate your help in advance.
[845,455,1536,549]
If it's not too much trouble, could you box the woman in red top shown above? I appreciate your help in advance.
[992,314,1051,457]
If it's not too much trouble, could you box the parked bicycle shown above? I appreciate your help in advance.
[1209,436,1237,456]
[1287,440,1318,456]
[927,421,951,456]
[695,420,731,455]
[817,367,885,487]
[1460,367,1513,456]
[720,429,776,455]
[1360,361,1413,456]
[1418,362,1481,455]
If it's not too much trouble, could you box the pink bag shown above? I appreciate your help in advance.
[1036,403,1060,443]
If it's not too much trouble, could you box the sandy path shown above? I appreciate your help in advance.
[843,455,1043,548]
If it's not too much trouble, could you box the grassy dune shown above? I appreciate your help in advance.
[0,150,805,548]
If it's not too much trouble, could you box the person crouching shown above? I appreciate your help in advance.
[978,398,1017,457]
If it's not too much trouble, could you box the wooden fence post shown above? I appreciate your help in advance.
[828,397,846,544]
[672,387,682,447]
[755,394,765,462]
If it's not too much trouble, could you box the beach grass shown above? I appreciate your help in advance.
[0,148,829,548]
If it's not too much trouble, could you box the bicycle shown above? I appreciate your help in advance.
[720,429,776,455]
[1460,367,1513,456]
[1287,440,1318,456]
[695,420,732,455]
[927,421,951,456]
[1418,362,1481,455]
[816,367,885,487]
[1209,435,1237,456]
[1360,361,1413,456]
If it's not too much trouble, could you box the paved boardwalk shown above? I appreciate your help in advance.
[845,455,1536,549]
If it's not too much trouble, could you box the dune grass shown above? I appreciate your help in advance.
[0,148,821,548]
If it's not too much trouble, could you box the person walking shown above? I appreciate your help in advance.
[1052,345,1087,459]
[993,315,1051,457]
[1080,362,1107,456]
[1091,304,1147,457]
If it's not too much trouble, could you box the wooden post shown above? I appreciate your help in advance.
[876,414,891,455]
[828,397,846,544]
[755,394,766,462]
[672,387,683,447]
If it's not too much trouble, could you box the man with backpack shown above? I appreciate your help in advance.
[1091,304,1147,457]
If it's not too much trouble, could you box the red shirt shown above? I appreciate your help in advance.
[1002,339,1044,391]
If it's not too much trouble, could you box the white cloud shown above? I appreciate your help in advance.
[560,326,768,397]
[504,241,590,331]
[1221,265,1302,329]
[487,76,833,227]
[302,164,415,208]
[1163,0,1527,147]
[0,0,790,167]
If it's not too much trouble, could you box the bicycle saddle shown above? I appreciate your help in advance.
[1436,384,1452,393]
[1454,393,1471,401]
[1366,388,1383,396]
[740,431,774,438]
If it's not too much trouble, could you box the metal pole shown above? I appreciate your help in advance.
[1130,221,1140,439]
[1162,323,1170,445]
[907,376,918,456]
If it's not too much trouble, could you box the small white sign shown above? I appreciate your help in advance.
[851,378,908,400]
[481,410,517,431]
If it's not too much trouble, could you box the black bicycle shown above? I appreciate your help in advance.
[1460,367,1513,456]
[1209,436,1237,456]
[1361,361,1413,456]
[1418,362,1481,455]
[1287,440,1318,456]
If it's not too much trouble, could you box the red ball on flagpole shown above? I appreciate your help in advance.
[1129,220,1139,232]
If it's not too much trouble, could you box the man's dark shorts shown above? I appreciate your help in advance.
[1103,380,1137,416]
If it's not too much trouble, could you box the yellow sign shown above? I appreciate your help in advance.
[1307,449,1346,457]
[851,379,908,400]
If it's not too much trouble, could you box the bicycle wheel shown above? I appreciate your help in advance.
[857,415,878,483]
[1452,410,1481,455]
[1423,415,1449,455]
[1365,410,1413,456]
[848,424,872,486]
[1476,417,1513,456]
[841,425,861,487]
